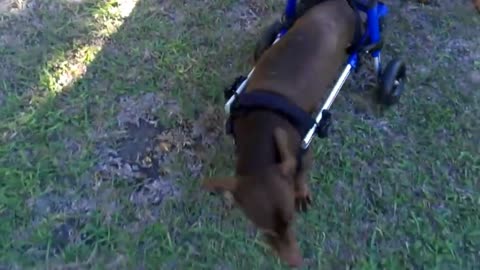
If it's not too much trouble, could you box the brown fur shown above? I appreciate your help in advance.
[473,0,480,12]
[202,0,356,267]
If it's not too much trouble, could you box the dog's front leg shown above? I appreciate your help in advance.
[294,149,313,212]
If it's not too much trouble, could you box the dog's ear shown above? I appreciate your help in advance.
[273,127,297,177]
[201,176,238,192]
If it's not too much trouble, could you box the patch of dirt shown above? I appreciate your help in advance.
[116,92,173,127]
[95,92,229,210]
[94,90,216,212]
[50,218,86,253]
[26,187,96,225]
[89,100,229,235]
[21,184,99,256]
[157,0,185,24]
[96,118,193,179]
[130,177,181,206]
[225,0,267,32]
[118,119,166,177]
[191,105,226,148]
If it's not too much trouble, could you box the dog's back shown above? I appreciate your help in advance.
[247,0,356,113]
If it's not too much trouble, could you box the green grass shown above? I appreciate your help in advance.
[0,0,479,268]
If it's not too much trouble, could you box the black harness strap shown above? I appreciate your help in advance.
[226,90,315,139]
[226,90,331,174]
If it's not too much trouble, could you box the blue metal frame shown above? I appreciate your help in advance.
[284,0,392,148]
[347,1,389,73]
[224,0,395,149]
[275,0,298,38]
[281,0,389,74]
[285,0,297,22]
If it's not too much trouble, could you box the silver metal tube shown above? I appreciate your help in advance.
[301,64,353,149]
[224,67,255,114]
[320,64,352,112]
[374,54,381,77]
[273,36,281,44]
[224,37,282,114]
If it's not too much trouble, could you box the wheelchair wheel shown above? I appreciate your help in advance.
[377,58,407,106]
[254,20,283,62]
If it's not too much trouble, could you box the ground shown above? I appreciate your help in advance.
[0,0,479,269]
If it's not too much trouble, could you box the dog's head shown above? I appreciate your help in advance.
[202,128,303,267]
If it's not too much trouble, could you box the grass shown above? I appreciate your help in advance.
[0,0,479,269]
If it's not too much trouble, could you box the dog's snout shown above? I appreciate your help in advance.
[285,252,303,268]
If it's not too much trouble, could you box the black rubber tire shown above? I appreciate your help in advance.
[253,20,284,62]
[378,58,407,106]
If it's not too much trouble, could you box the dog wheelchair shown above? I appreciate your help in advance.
[223,0,407,150]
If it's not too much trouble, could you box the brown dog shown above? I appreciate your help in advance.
[202,0,356,267]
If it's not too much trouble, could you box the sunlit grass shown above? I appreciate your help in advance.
[41,0,140,95]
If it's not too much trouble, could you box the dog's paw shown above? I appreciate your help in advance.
[295,188,312,212]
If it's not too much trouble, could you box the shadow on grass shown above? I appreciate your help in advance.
[0,0,126,110]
